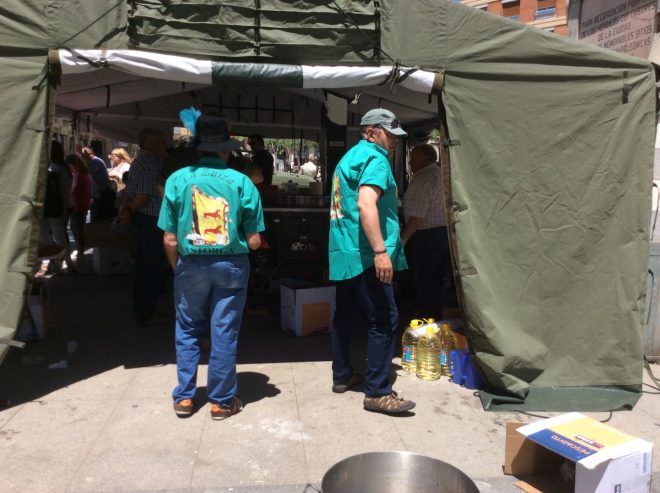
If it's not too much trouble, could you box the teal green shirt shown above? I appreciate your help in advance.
[158,156,265,256]
[328,139,407,280]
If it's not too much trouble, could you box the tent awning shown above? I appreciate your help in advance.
[57,49,439,93]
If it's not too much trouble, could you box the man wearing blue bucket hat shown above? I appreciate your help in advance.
[158,114,265,420]
[328,108,415,415]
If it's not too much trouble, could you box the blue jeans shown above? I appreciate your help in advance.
[410,226,450,320]
[130,212,166,322]
[173,254,249,406]
[331,267,398,398]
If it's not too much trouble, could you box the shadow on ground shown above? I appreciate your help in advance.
[1,271,411,408]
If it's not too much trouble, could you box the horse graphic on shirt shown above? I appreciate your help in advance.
[186,185,231,246]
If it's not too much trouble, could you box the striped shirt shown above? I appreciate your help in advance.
[124,149,163,217]
[403,163,446,229]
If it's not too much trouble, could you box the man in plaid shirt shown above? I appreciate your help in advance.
[401,144,450,320]
[120,128,168,324]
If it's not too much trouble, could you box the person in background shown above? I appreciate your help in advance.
[82,146,114,221]
[328,108,415,415]
[401,144,451,320]
[119,128,168,325]
[300,154,318,178]
[65,153,92,263]
[36,141,73,277]
[107,148,132,190]
[290,156,300,175]
[159,115,264,419]
[248,134,274,185]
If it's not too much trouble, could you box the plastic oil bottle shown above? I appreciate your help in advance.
[416,326,442,380]
[401,319,425,372]
[439,323,456,377]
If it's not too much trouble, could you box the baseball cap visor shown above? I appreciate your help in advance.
[381,125,407,137]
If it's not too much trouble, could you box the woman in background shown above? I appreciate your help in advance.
[65,153,92,263]
[107,148,132,190]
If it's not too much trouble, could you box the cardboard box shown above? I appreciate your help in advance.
[504,413,653,493]
[93,247,133,275]
[280,282,335,336]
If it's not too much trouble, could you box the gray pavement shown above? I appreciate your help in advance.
[1,273,659,492]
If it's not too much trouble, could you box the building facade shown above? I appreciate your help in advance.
[460,0,568,35]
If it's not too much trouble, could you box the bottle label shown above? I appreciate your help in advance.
[403,345,413,362]
[440,352,448,366]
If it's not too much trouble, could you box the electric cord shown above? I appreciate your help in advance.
[643,357,660,391]
[513,410,613,423]
[652,182,659,239]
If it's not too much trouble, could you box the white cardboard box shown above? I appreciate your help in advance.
[92,247,133,275]
[505,412,653,493]
[280,283,335,337]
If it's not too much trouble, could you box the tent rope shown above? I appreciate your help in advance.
[253,0,262,56]
[64,48,109,69]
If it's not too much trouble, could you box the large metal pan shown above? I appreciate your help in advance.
[320,451,478,493]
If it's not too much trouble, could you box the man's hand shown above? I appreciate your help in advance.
[246,232,262,250]
[374,251,393,284]
[163,232,179,270]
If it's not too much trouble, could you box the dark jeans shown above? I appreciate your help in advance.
[331,267,398,398]
[410,226,450,320]
[130,212,166,322]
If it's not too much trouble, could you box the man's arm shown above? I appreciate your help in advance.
[358,184,393,284]
[401,216,425,245]
[163,232,179,270]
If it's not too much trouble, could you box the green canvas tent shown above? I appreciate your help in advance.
[0,0,655,411]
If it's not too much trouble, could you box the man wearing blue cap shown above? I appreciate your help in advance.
[328,108,415,414]
[158,114,265,420]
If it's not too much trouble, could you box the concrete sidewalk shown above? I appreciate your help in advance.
[1,273,659,492]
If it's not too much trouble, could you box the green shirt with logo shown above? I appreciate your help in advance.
[328,139,407,280]
[158,156,264,256]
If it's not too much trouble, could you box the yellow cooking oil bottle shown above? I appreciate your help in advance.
[401,319,425,372]
[416,325,442,381]
[439,323,456,376]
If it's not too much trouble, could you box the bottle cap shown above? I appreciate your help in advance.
[410,319,424,328]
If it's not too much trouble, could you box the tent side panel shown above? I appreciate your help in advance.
[129,0,378,65]
[379,0,448,69]
[0,55,51,364]
[0,0,128,50]
[442,5,655,409]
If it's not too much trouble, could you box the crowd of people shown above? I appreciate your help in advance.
[39,107,453,420]
[37,142,125,277]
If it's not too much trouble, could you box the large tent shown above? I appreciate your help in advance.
[0,0,655,411]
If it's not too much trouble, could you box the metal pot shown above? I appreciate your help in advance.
[321,451,478,493]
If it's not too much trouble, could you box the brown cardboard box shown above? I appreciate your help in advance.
[504,415,653,493]
[280,283,335,336]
